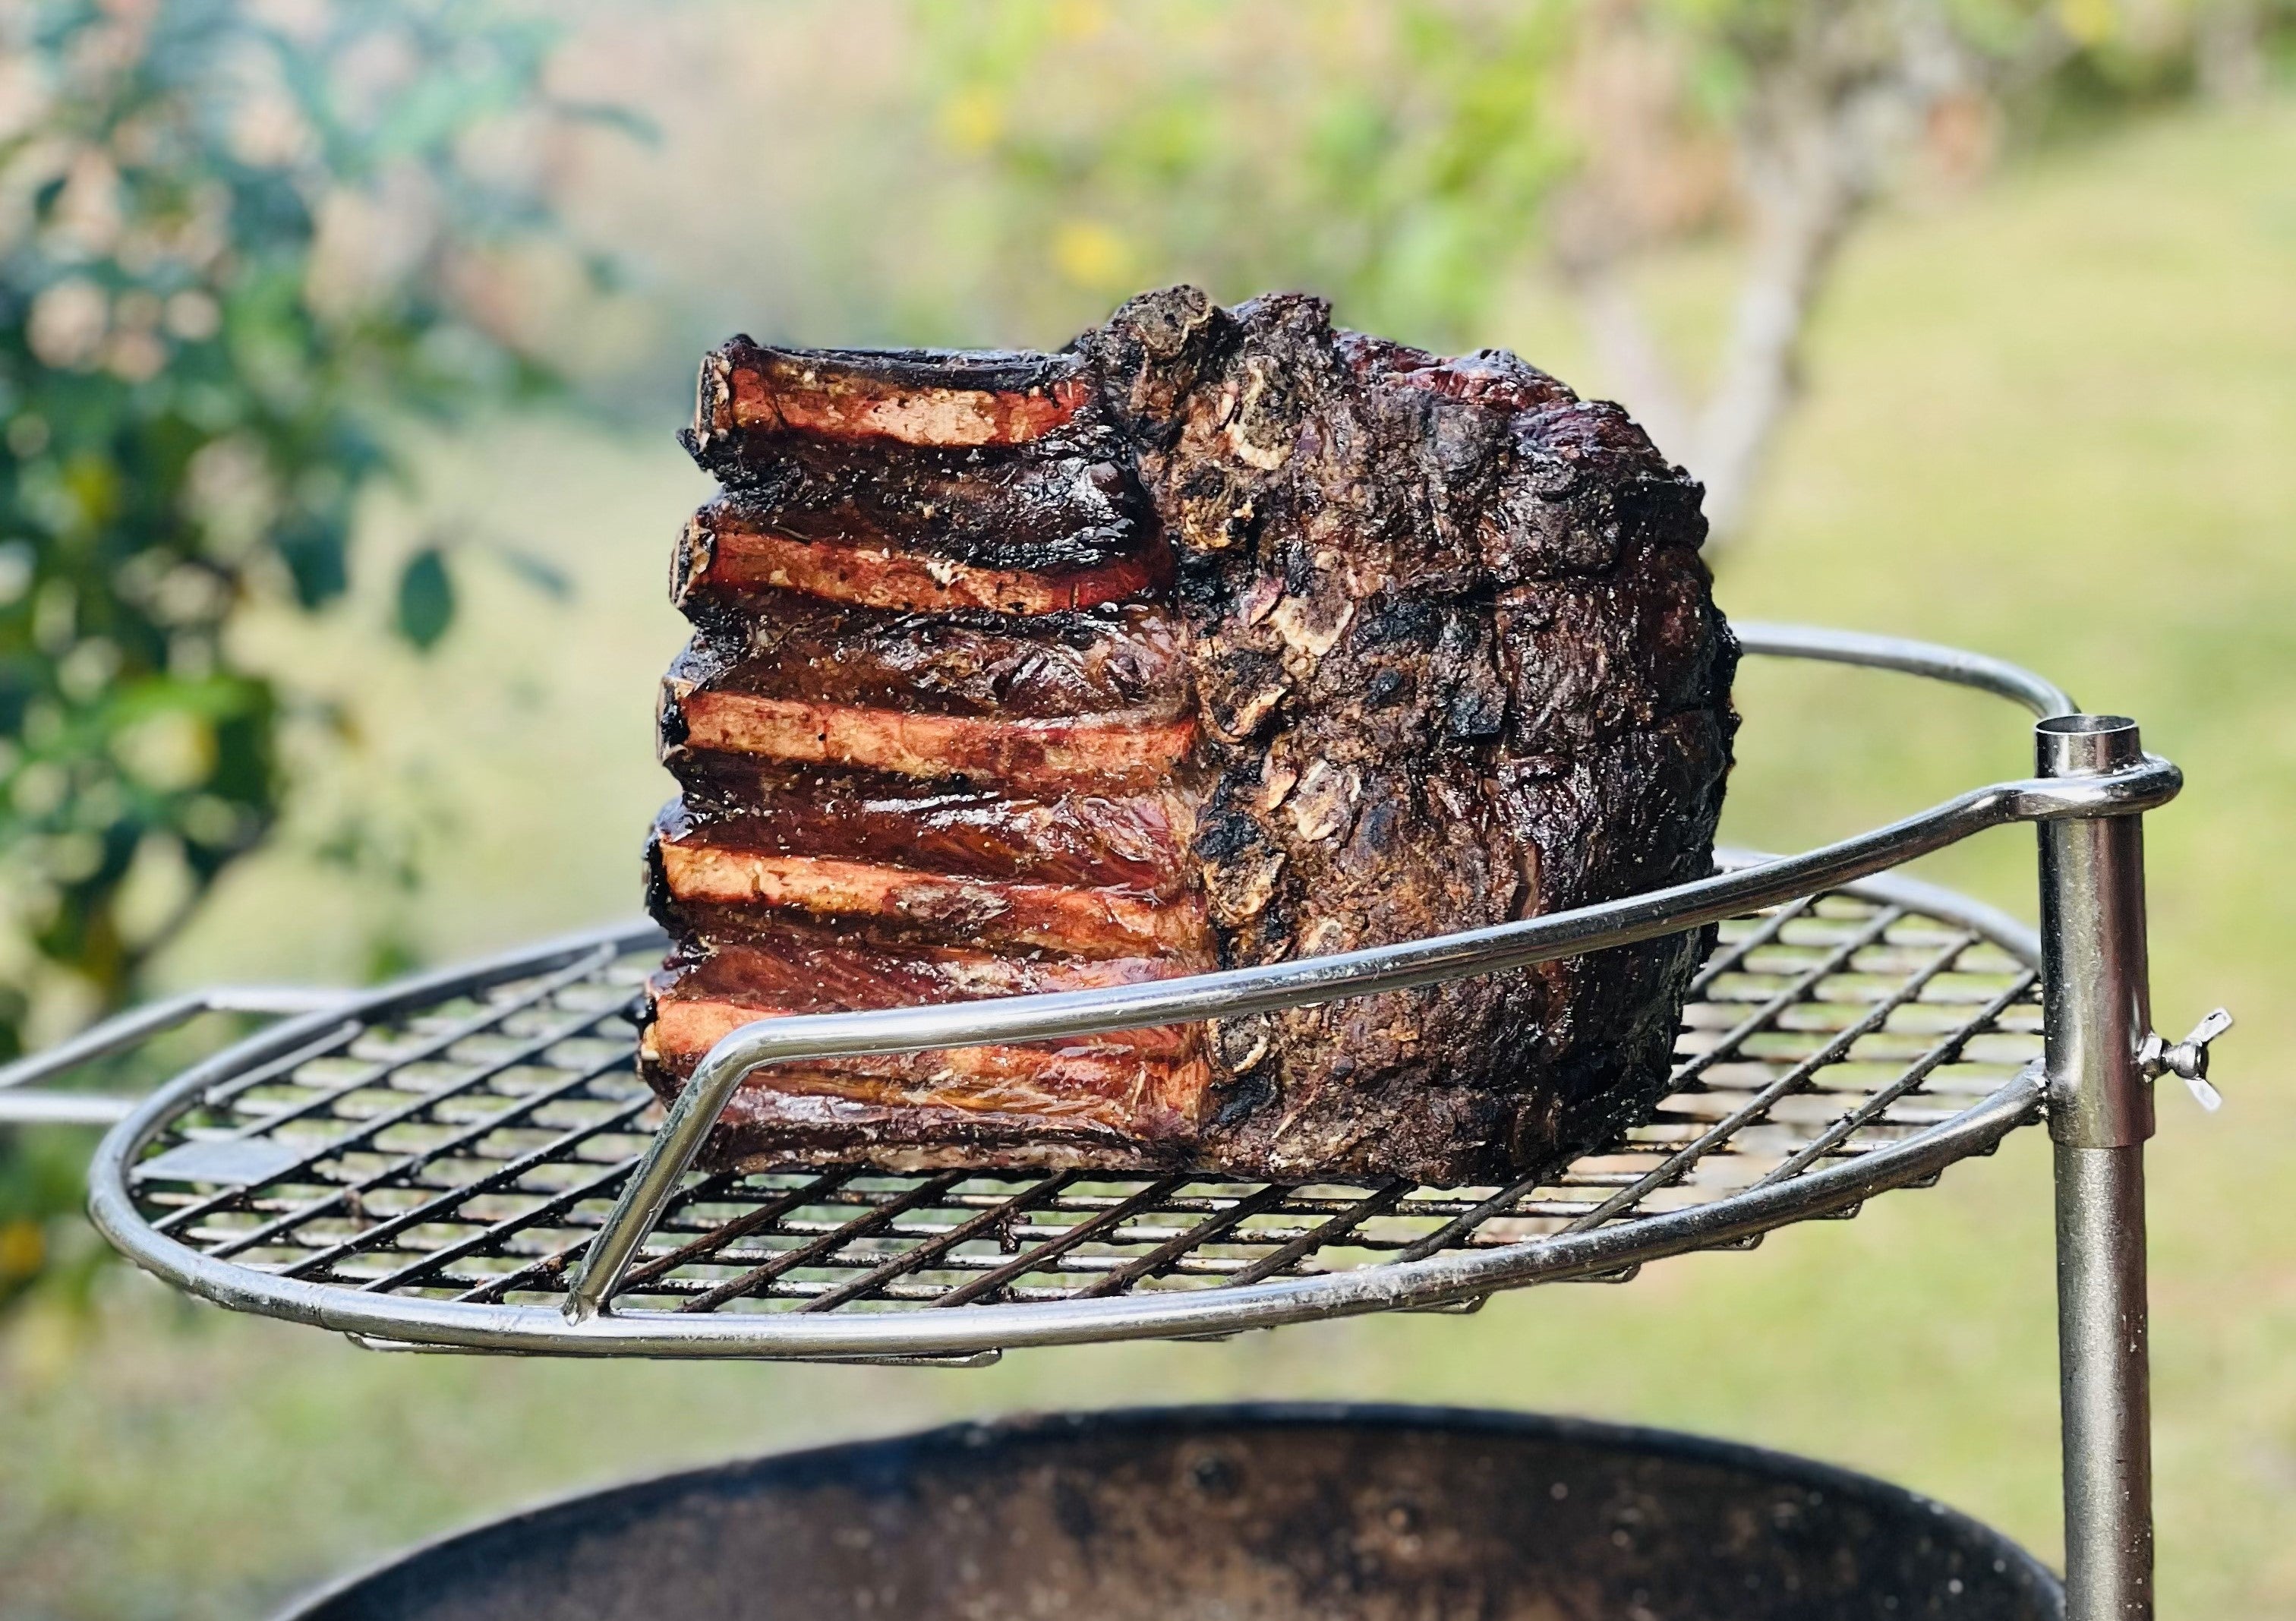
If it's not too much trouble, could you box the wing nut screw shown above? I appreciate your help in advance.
[2139,1008,2232,1112]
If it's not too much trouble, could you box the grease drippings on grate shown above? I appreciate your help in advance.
[128,892,2042,1319]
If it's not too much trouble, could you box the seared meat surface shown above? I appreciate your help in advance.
[642,287,1736,1184]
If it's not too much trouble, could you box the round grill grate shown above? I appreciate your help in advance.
[117,880,2040,1339]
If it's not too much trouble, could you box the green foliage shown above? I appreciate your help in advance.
[0,1121,96,1309]
[911,0,1581,342]
[0,0,621,1295]
[393,546,455,650]
[911,0,2281,345]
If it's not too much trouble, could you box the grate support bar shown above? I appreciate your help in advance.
[2041,714,2159,1621]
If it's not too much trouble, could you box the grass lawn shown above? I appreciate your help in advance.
[4,96,2294,1620]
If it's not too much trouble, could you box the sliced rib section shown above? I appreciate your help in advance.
[640,936,1210,1164]
[663,603,1188,721]
[683,446,1143,573]
[676,503,1165,616]
[660,613,1194,793]
[662,689,1193,794]
[656,783,1196,894]
[650,815,1211,960]
[693,339,1090,449]
[649,336,1209,1166]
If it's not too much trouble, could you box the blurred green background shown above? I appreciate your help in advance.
[2,2,2291,1616]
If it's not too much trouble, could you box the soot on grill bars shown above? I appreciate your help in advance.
[638,285,1738,1186]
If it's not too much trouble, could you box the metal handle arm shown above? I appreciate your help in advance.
[0,987,351,1127]
[563,749,2180,1321]
[1732,620,2078,718]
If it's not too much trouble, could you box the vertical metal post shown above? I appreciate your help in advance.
[2038,714,2155,1621]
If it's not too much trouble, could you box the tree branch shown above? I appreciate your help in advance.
[1691,163,1859,546]
[2196,0,2267,102]
[1564,259,1695,464]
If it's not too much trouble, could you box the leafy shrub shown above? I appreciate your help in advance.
[0,0,626,1307]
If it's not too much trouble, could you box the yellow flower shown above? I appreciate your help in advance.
[938,87,1004,155]
[1049,0,1109,41]
[2057,0,2118,46]
[0,1219,44,1282]
[1052,219,1131,289]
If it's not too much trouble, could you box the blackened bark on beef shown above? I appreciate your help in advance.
[663,601,1188,721]
[682,441,1146,576]
[651,781,1197,893]
[1077,288,1736,1181]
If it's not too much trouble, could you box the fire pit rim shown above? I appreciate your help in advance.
[271,1401,2066,1621]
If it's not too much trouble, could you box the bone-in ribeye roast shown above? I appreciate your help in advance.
[642,287,1737,1184]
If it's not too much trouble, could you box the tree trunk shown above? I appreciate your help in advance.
[1552,0,1970,550]
[1690,168,1859,546]
[2197,0,2267,102]
[1566,262,1692,462]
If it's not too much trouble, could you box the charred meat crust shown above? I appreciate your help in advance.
[662,602,1188,721]
[670,1093,1203,1174]
[654,784,1195,894]
[680,442,1146,575]
[1076,286,1737,1183]
[647,292,1737,1186]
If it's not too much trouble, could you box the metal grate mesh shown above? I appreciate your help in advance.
[124,891,2041,1320]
